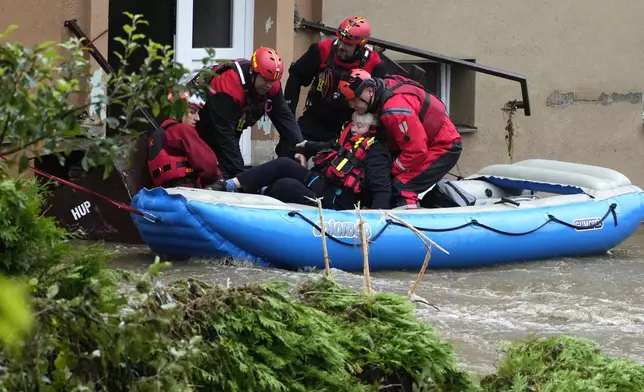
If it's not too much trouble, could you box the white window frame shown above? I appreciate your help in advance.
[439,64,451,115]
[174,0,255,165]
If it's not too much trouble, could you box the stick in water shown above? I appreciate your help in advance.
[385,212,446,304]
[306,196,331,275]
[355,202,372,296]
[408,250,431,297]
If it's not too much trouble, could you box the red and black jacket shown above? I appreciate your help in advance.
[188,60,303,179]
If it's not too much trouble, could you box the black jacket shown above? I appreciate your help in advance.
[303,138,392,210]
[284,42,387,139]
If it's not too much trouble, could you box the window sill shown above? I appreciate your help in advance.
[456,125,477,134]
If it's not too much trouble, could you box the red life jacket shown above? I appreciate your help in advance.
[308,39,381,105]
[313,123,378,194]
[379,74,448,144]
[147,120,199,188]
[186,60,269,132]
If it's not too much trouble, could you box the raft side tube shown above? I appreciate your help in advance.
[466,159,633,197]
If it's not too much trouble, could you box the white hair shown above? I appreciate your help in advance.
[351,111,378,126]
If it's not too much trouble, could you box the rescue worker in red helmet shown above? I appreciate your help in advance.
[338,68,463,209]
[280,16,387,155]
[192,47,304,179]
[210,111,392,210]
[147,90,222,188]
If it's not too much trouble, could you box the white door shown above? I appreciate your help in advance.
[175,0,255,166]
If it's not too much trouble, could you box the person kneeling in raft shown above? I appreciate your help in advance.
[209,112,393,210]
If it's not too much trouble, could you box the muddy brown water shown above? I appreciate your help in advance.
[108,227,644,374]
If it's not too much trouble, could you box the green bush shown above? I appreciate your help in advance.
[295,277,477,391]
[0,178,120,301]
[0,179,66,277]
[167,280,359,391]
[480,335,644,392]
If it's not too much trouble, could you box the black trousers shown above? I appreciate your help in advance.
[237,157,325,206]
[393,141,463,208]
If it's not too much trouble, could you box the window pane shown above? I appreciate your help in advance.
[192,0,232,48]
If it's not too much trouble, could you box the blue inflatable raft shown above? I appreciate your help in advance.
[130,159,644,271]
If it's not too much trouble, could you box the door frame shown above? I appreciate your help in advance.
[174,0,255,165]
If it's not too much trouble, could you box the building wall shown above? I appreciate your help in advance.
[0,0,109,177]
[322,0,644,186]
[0,0,108,84]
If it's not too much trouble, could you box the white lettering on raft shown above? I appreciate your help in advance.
[572,217,604,231]
[312,219,372,239]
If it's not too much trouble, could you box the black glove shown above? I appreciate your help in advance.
[290,146,306,156]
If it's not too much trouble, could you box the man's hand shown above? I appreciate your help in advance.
[294,153,307,167]
[295,140,307,149]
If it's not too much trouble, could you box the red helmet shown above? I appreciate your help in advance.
[167,90,205,109]
[336,17,371,46]
[338,68,373,100]
[251,47,283,81]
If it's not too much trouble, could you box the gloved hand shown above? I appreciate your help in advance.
[291,140,307,155]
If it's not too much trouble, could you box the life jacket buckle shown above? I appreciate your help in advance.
[330,155,354,175]
[236,118,246,132]
[316,76,325,92]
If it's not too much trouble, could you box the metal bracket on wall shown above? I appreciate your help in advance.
[294,17,531,117]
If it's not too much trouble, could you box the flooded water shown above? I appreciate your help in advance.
[110,227,644,374]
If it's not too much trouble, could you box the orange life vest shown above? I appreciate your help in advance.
[147,120,198,188]
[313,123,378,194]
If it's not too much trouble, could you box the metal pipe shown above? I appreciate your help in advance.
[64,19,114,74]
[296,18,531,116]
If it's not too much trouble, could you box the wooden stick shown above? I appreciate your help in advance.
[305,196,331,275]
[408,249,431,297]
[385,212,449,255]
[316,198,331,275]
[356,202,372,296]
[384,212,448,301]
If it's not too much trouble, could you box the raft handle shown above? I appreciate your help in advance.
[494,196,521,207]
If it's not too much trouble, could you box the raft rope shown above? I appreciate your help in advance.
[0,156,161,223]
[287,203,618,247]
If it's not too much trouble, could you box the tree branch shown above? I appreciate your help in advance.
[0,136,48,157]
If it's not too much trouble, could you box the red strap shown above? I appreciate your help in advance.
[1,156,161,223]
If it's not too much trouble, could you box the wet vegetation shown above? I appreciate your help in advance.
[480,335,644,391]
[0,179,643,391]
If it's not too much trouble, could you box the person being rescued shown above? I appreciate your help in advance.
[338,68,463,209]
[209,111,392,210]
[190,46,304,179]
[279,16,387,155]
[147,90,221,189]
